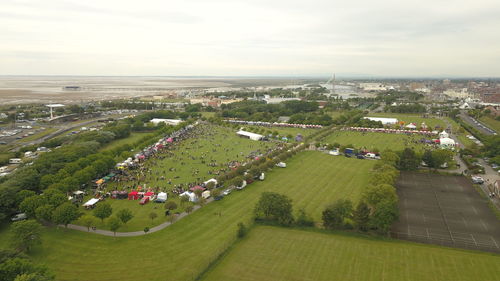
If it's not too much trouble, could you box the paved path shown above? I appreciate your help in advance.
[62,198,213,237]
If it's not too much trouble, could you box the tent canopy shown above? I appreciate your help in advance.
[83,198,99,207]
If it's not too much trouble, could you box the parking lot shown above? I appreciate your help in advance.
[392,172,500,253]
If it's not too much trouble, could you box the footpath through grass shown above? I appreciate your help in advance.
[0,152,374,281]
[202,226,500,281]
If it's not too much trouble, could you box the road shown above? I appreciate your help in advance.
[458,111,496,136]
[442,117,500,209]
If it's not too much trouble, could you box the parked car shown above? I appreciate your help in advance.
[222,189,231,196]
[11,213,27,221]
[472,176,485,184]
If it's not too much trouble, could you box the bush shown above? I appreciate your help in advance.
[295,208,314,227]
[237,222,248,238]
[322,199,353,229]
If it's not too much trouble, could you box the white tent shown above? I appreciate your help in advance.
[439,137,455,146]
[156,192,168,202]
[180,191,197,202]
[83,198,99,208]
[236,130,264,141]
[439,131,449,139]
[405,123,417,129]
[203,178,218,186]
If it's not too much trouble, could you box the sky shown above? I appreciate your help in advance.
[1,0,500,77]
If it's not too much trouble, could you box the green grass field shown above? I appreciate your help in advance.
[369,113,447,129]
[0,151,375,281]
[202,226,500,281]
[243,125,316,140]
[99,132,157,152]
[479,116,500,133]
[323,131,426,152]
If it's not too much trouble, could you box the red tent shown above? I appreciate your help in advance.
[144,191,155,197]
[128,191,139,200]
[190,185,206,192]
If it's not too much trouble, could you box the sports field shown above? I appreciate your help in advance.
[0,151,375,281]
[202,226,500,281]
[323,131,426,152]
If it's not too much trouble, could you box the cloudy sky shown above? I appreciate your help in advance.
[1,0,499,77]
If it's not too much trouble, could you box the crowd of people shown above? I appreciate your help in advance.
[100,123,278,199]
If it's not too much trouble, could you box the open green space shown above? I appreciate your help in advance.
[479,116,500,133]
[369,113,447,129]
[99,132,156,152]
[0,151,375,281]
[323,131,426,152]
[243,125,316,141]
[202,226,500,281]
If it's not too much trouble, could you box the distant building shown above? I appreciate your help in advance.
[358,83,387,91]
[443,88,471,99]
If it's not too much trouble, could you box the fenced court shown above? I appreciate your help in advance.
[392,172,500,253]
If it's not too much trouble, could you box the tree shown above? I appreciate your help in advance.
[353,201,370,231]
[164,201,177,211]
[79,215,96,231]
[370,199,399,234]
[149,212,158,222]
[362,184,397,208]
[10,220,42,252]
[19,196,46,218]
[179,196,189,206]
[108,216,122,236]
[0,257,54,281]
[254,192,294,226]
[381,151,399,167]
[166,214,176,224]
[296,208,314,227]
[35,205,54,222]
[431,149,453,169]
[322,199,353,229]
[185,205,194,214]
[211,188,221,198]
[52,203,80,228]
[93,203,112,222]
[399,148,420,171]
[422,149,434,168]
[116,209,134,224]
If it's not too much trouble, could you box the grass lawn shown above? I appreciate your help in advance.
[369,113,448,129]
[99,132,157,152]
[479,116,500,133]
[0,151,375,281]
[323,131,427,152]
[243,125,317,140]
[202,226,500,281]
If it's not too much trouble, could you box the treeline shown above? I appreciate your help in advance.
[0,112,193,221]
[220,100,334,125]
[385,103,426,113]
